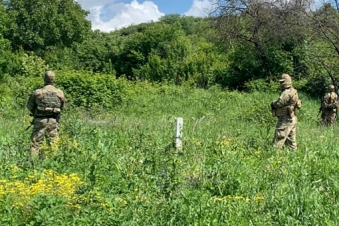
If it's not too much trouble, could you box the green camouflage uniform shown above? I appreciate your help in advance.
[271,74,301,150]
[26,71,65,159]
[320,85,338,126]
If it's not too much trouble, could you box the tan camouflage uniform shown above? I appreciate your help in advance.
[320,85,338,126]
[271,74,301,150]
[27,71,65,160]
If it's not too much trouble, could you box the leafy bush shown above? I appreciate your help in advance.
[56,71,134,110]
[0,70,137,117]
[20,53,49,77]
[302,75,329,98]
[244,79,279,93]
[0,74,41,117]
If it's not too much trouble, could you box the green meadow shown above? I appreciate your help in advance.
[1,82,338,225]
[2,0,339,224]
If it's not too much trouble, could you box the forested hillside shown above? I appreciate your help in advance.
[1,0,339,110]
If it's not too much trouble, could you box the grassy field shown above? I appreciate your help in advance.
[1,84,339,225]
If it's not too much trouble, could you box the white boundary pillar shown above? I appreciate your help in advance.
[175,117,183,149]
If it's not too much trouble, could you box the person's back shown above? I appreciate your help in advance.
[27,71,65,161]
[30,85,64,118]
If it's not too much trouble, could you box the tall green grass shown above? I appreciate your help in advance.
[0,83,338,225]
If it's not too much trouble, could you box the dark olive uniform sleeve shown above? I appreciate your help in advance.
[27,92,36,114]
[57,89,66,110]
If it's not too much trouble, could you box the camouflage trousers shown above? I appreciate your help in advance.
[321,110,337,126]
[30,118,59,160]
[273,115,297,150]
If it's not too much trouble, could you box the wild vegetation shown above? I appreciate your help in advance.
[1,0,339,224]
[1,0,339,96]
[1,82,339,224]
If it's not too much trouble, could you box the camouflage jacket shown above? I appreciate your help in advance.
[27,85,65,117]
[272,86,299,117]
[321,91,338,111]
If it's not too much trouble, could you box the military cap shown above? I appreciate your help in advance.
[279,73,292,82]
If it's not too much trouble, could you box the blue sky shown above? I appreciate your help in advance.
[136,0,193,14]
[76,0,213,32]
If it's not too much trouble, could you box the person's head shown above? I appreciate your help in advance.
[44,71,55,85]
[328,84,335,92]
[279,73,292,89]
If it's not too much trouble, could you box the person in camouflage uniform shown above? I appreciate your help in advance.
[271,74,301,150]
[320,84,338,126]
[27,71,65,160]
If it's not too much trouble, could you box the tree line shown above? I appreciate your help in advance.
[1,0,339,97]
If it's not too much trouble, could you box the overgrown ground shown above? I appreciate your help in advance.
[0,84,338,225]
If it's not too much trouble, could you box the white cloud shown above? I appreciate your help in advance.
[184,0,213,17]
[76,0,115,10]
[76,0,164,32]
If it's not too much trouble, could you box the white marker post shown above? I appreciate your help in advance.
[175,117,183,149]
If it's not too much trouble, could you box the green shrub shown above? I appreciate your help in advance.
[302,75,329,98]
[56,71,135,110]
[244,79,279,93]
[20,53,49,77]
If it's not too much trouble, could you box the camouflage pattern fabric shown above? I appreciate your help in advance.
[321,91,338,126]
[27,71,65,160]
[271,74,300,150]
[321,110,337,126]
[27,85,65,117]
[30,118,59,159]
[273,115,297,150]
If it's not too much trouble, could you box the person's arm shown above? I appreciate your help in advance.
[58,90,66,110]
[272,91,290,108]
[322,93,330,109]
[26,93,36,115]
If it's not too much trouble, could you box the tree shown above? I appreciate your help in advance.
[4,0,91,52]
[209,0,311,85]
[211,0,311,46]
[0,1,9,34]
[0,2,21,76]
[302,3,339,95]
[112,22,186,80]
